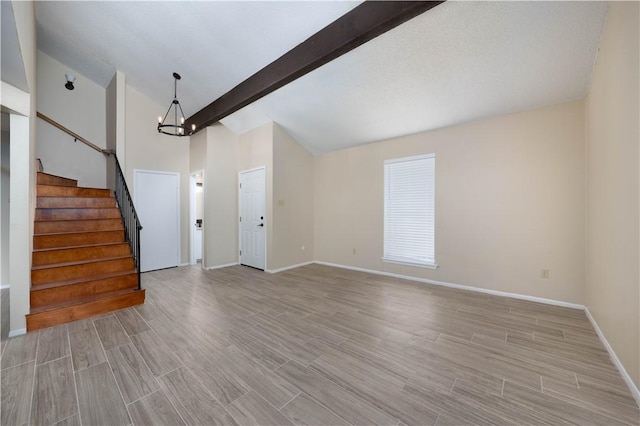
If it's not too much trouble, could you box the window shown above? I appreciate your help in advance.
[383,153,436,269]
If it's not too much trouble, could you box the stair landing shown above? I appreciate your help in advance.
[27,172,144,331]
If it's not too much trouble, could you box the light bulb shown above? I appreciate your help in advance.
[181,117,185,124]
[158,116,162,123]
[191,124,196,131]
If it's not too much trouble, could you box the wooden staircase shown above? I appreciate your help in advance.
[27,172,145,331]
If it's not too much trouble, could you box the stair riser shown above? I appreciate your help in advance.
[34,231,125,249]
[30,274,138,308]
[26,290,145,332]
[37,185,112,198]
[32,258,135,285]
[37,197,117,209]
[33,244,132,266]
[36,208,121,221]
[37,173,77,187]
[35,219,124,234]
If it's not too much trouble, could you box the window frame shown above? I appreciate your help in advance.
[382,153,437,270]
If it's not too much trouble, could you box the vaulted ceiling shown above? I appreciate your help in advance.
[35,1,608,155]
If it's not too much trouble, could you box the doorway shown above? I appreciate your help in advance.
[134,170,180,272]
[239,167,266,270]
[190,171,204,266]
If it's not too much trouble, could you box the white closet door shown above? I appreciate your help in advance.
[135,170,180,272]
[239,167,266,270]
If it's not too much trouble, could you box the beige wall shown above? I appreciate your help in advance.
[585,2,640,389]
[36,51,107,188]
[204,124,238,268]
[238,122,274,269]
[272,124,314,270]
[315,100,586,304]
[124,84,190,265]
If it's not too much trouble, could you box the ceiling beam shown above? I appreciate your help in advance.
[186,1,445,132]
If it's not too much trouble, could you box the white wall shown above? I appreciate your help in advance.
[125,84,190,265]
[314,100,586,304]
[1,128,9,287]
[6,0,36,335]
[585,2,640,390]
[36,51,107,188]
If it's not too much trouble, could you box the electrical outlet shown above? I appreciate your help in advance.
[541,269,550,279]
[301,245,306,251]
[352,248,357,255]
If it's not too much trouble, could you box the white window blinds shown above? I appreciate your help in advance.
[383,153,436,268]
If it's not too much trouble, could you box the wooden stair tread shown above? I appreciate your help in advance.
[37,172,78,187]
[34,228,125,237]
[30,269,137,291]
[36,185,113,198]
[33,241,129,253]
[29,288,142,315]
[32,255,133,271]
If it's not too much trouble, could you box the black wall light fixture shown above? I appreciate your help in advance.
[65,74,75,90]
[158,72,195,137]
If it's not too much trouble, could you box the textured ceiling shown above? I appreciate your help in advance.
[35,1,607,155]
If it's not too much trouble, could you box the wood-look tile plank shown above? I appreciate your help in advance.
[158,367,238,426]
[127,389,185,426]
[69,326,107,371]
[176,346,248,406]
[1,332,38,370]
[281,392,350,426]
[52,414,81,426]
[134,302,164,321]
[275,360,398,426]
[218,344,300,409]
[105,343,158,403]
[130,329,181,376]
[227,391,294,426]
[542,376,640,425]
[502,380,622,425]
[31,356,77,426]
[115,307,150,336]
[234,322,320,367]
[228,329,290,371]
[36,324,69,365]
[94,315,130,350]
[67,318,94,334]
[1,360,35,426]
[75,362,130,426]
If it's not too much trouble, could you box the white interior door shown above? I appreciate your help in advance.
[135,170,180,272]
[239,167,266,270]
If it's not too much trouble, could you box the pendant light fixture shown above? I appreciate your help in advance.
[157,72,195,137]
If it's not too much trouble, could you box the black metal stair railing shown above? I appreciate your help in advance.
[111,154,143,290]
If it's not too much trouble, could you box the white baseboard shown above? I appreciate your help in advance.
[179,262,191,267]
[206,262,239,271]
[584,307,640,407]
[313,261,584,310]
[8,328,26,338]
[267,261,314,274]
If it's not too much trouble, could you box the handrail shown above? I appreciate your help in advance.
[110,153,143,290]
[37,111,106,154]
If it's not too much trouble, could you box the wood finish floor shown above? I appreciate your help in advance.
[2,264,638,426]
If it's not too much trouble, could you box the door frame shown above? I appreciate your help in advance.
[190,170,204,267]
[238,166,267,270]
[134,169,181,271]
